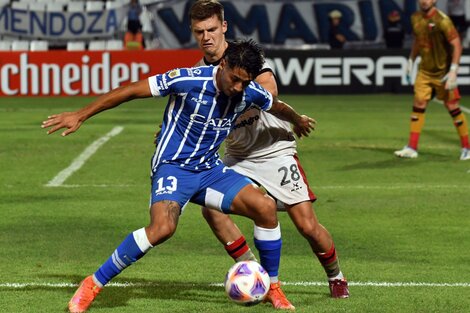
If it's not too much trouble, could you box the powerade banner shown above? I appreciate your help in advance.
[0,6,127,39]
[2,49,470,96]
[266,50,470,94]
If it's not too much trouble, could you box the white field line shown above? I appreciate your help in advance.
[460,104,470,114]
[316,184,470,190]
[56,184,135,188]
[431,98,470,113]
[42,184,470,189]
[1,281,469,289]
[45,126,124,187]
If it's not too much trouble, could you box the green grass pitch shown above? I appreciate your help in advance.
[1,94,469,313]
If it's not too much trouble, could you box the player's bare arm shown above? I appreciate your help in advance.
[449,37,462,65]
[268,98,316,138]
[409,37,419,61]
[255,71,278,97]
[443,37,462,90]
[42,80,151,136]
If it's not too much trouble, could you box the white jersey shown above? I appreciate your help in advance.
[225,107,296,159]
[194,43,314,206]
[195,47,297,160]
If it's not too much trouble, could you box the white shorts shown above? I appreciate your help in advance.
[223,154,316,210]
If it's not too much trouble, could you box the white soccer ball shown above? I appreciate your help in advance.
[224,260,270,306]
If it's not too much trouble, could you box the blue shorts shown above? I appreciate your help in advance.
[150,162,252,213]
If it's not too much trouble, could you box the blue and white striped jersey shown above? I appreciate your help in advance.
[148,66,273,171]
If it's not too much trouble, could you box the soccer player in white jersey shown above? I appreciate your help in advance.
[188,1,350,306]
[42,39,315,313]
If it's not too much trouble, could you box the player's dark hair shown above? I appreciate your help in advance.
[223,39,265,79]
[189,0,224,22]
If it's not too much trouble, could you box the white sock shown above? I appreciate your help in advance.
[328,271,344,281]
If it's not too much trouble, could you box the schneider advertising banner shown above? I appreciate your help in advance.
[1,49,470,96]
[0,50,202,96]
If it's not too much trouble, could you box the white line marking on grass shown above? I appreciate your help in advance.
[45,126,124,187]
[283,281,470,287]
[1,281,469,289]
[431,99,470,114]
[316,184,470,190]
[460,104,470,114]
[58,184,135,188]
[39,183,470,189]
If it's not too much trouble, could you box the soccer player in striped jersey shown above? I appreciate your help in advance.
[42,39,315,313]
[395,0,470,160]
[187,0,350,307]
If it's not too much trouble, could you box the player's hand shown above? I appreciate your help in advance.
[41,112,82,136]
[442,70,458,90]
[406,58,413,85]
[292,115,316,138]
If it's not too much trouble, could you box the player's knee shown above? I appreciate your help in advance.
[413,99,427,109]
[253,197,278,226]
[201,206,214,222]
[296,220,321,240]
[146,221,177,244]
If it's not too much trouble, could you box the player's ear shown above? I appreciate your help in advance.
[219,58,226,69]
[222,20,227,33]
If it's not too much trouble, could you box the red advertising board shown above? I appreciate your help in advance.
[0,50,202,96]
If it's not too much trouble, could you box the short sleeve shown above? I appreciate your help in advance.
[440,18,459,42]
[249,81,273,111]
[147,68,186,98]
[147,75,161,97]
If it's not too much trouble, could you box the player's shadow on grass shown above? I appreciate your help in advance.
[40,274,328,311]
[42,274,232,311]
[338,146,453,171]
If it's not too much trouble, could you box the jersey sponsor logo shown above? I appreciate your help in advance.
[187,68,202,77]
[290,182,303,192]
[232,114,260,130]
[168,69,181,78]
[191,97,209,105]
[190,113,235,130]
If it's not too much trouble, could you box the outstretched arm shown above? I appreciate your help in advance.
[42,79,151,136]
[267,97,316,138]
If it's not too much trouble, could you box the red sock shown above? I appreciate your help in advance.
[408,132,420,150]
[225,236,249,260]
[316,244,340,278]
[316,244,337,266]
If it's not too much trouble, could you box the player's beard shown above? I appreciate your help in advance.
[420,2,435,13]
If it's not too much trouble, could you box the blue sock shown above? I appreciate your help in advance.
[254,238,282,278]
[94,228,152,286]
[253,223,282,279]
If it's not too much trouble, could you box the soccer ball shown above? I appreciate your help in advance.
[224,260,270,306]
